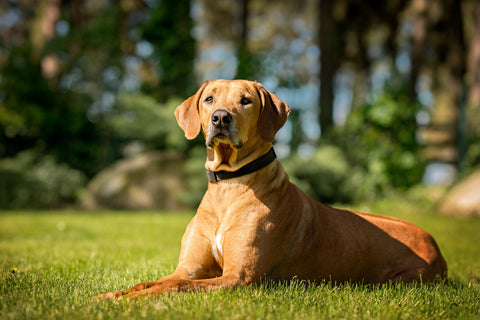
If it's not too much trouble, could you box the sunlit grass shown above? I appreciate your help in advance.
[1,205,479,319]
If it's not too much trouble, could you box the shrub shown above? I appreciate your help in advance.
[0,151,86,209]
[175,146,208,208]
[325,85,425,200]
[286,83,426,204]
[283,145,359,203]
[108,94,189,151]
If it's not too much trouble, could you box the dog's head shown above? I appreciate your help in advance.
[175,80,290,171]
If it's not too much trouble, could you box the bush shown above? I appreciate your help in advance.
[284,145,357,203]
[325,84,426,200]
[285,83,426,204]
[175,146,208,208]
[0,151,86,209]
[108,94,189,151]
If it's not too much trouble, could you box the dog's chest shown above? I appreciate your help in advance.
[212,233,223,266]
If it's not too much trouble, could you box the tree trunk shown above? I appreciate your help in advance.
[318,0,337,135]
[426,0,466,168]
[235,0,253,79]
[409,0,428,101]
[467,0,480,138]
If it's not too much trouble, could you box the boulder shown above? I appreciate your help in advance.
[438,170,480,216]
[82,151,188,210]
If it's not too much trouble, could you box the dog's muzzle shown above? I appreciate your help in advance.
[206,109,242,148]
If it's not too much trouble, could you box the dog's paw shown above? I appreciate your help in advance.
[94,290,124,301]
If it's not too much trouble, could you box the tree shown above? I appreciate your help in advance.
[424,0,466,168]
[409,0,428,101]
[235,0,255,79]
[141,0,196,101]
[466,0,480,165]
[318,0,337,135]
[0,1,127,175]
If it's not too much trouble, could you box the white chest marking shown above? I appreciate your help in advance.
[212,233,223,262]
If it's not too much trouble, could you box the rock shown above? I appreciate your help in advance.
[438,170,480,216]
[82,151,188,210]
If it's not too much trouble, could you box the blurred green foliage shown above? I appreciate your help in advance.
[286,83,425,203]
[0,151,86,209]
[1,1,475,209]
[108,94,187,151]
[140,0,196,101]
[0,44,105,177]
[174,146,208,208]
[0,1,198,208]
[107,94,207,209]
[465,126,480,172]
[284,145,358,203]
[337,85,426,192]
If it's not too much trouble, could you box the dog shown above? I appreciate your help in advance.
[97,79,447,299]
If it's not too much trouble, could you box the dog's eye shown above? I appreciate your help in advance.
[240,97,251,105]
[205,96,214,104]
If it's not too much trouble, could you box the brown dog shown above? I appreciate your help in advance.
[98,79,447,299]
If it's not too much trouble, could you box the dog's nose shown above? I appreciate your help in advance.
[211,109,232,127]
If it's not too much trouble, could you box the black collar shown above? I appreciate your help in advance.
[206,148,276,183]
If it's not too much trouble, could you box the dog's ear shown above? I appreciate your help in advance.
[256,84,291,142]
[175,82,209,140]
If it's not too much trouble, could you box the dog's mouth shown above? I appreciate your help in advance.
[209,137,243,165]
[206,127,243,149]
[217,143,234,165]
[204,115,246,170]
[206,127,244,168]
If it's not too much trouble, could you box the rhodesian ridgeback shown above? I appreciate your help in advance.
[98,79,447,299]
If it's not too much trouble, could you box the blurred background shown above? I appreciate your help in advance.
[0,0,479,212]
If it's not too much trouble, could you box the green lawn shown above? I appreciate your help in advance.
[1,203,479,319]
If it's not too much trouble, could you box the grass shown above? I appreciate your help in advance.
[1,202,479,319]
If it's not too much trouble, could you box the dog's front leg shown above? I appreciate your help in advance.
[96,209,220,300]
[123,273,247,299]
[123,223,280,299]
[95,272,184,300]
